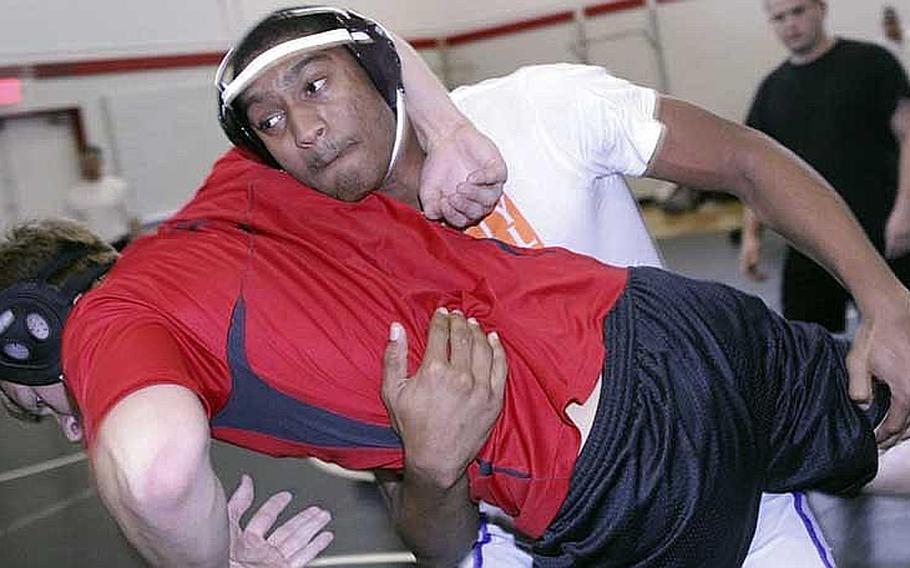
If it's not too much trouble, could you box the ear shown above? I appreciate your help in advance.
[55,413,84,442]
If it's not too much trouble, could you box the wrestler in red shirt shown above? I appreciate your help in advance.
[64,150,625,538]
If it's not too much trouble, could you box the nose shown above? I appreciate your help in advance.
[288,105,326,148]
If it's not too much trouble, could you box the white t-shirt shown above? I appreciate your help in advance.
[452,63,664,268]
[451,64,833,568]
[66,176,132,242]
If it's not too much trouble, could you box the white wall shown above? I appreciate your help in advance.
[660,0,910,122]
[0,67,228,226]
[3,0,910,225]
[0,0,231,65]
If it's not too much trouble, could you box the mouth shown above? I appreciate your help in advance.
[309,140,357,174]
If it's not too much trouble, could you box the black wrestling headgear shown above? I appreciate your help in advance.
[0,243,113,386]
[215,5,407,181]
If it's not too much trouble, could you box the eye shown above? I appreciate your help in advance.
[255,112,285,133]
[304,78,327,96]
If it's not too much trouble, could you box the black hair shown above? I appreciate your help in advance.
[233,10,342,81]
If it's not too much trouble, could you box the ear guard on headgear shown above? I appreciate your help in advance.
[0,243,113,386]
[215,6,407,181]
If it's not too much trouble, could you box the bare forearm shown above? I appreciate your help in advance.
[91,386,230,567]
[649,97,904,312]
[392,33,467,148]
[97,457,228,566]
[737,131,903,310]
[384,471,478,566]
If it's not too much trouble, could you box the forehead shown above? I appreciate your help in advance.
[765,0,817,15]
[241,47,359,103]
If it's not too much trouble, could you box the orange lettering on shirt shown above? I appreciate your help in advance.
[466,194,543,248]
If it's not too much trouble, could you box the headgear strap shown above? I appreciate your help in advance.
[0,243,113,386]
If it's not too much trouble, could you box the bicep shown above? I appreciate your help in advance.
[645,96,755,191]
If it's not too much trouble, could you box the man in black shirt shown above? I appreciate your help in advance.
[743,0,910,332]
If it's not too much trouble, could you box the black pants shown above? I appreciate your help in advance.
[783,247,910,333]
[533,267,887,567]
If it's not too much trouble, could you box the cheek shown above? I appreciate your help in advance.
[351,99,395,159]
[37,385,73,414]
[261,137,310,179]
[260,137,293,164]
[5,384,33,407]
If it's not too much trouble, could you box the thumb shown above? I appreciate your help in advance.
[467,159,507,186]
[382,323,409,399]
[227,474,254,524]
[419,183,444,220]
[846,323,874,406]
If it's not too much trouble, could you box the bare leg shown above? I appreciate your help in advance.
[866,438,910,494]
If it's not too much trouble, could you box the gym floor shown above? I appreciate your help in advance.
[1,230,908,567]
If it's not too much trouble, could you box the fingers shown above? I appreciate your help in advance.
[466,158,508,187]
[289,531,335,567]
[382,322,409,396]
[877,403,909,449]
[847,324,874,405]
[420,186,444,221]
[850,321,910,448]
[439,201,471,228]
[447,181,503,219]
[448,311,473,373]
[227,474,254,526]
[245,490,293,538]
[269,506,330,547]
[268,506,334,566]
[876,379,910,448]
[423,207,443,221]
[488,331,508,401]
[455,180,503,208]
[468,317,493,388]
[419,308,452,371]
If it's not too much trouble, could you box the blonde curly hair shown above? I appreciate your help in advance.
[0,218,118,290]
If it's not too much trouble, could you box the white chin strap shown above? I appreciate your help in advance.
[383,88,408,184]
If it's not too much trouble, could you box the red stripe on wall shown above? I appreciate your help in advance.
[0,52,226,79]
[0,0,678,79]
[446,11,575,46]
[408,38,439,50]
[585,0,646,17]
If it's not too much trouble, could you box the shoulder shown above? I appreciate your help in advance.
[756,60,791,93]
[453,63,636,103]
[840,38,891,57]
[838,38,901,68]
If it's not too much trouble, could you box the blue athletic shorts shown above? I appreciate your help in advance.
[533,267,888,567]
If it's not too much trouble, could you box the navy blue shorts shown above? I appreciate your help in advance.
[533,267,888,567]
